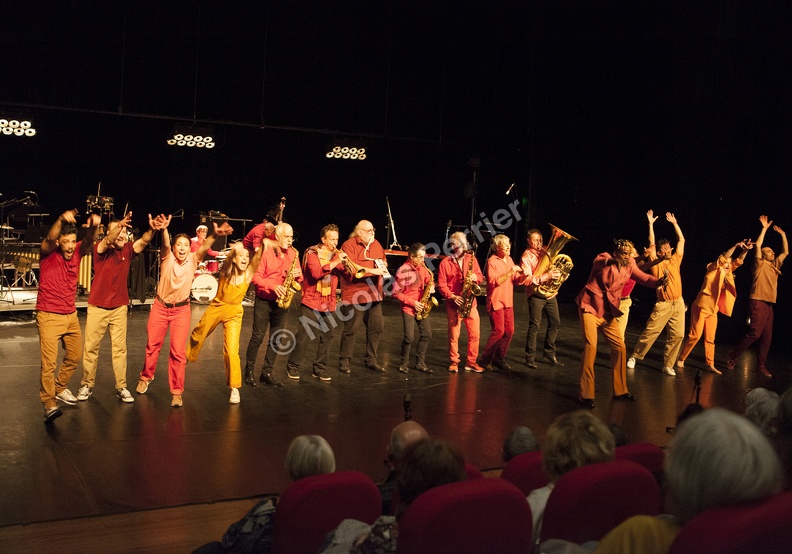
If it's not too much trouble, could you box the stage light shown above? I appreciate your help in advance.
[167,125,215,148]
[0,115,36,138]
[325,138,368,160]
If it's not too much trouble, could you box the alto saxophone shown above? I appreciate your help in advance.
[415,263,438,321]
[459,252,482,319]
[277,246,302,309]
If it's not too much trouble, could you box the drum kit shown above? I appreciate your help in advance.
[190,249,230,303]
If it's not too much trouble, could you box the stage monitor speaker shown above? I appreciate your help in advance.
[24,225,48,243]
[198,211,228,250]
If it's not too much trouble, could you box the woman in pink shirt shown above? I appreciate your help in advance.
[479,234,524,371]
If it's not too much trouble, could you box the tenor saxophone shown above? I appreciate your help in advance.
[415,263,438,321]
[458,252,482,319]
[277,246,302,309]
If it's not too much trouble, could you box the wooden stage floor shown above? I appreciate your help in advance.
[1,296,789,531]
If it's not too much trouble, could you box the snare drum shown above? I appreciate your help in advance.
[204,260,219,274]
[191,273,219,303]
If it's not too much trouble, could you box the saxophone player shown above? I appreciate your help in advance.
[521,229,563,369]
[393,243,434,374]
[243,223,303,388]
[437,232,485,373]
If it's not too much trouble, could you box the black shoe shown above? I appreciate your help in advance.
[244,371,258,387]
[366,361,386,373]
[312,370,332,382]
[577,396,595,409]
[286,368,301,381]
[613,392,638,402]
[494,359,512,371]
[524,355,538,369]
[260,373,283,387]
[415,363,433,374]
[338,361,351,374]
[398,364,410,374]
[543,354,564,367]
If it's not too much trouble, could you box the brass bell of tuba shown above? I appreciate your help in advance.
[531,224,577,299]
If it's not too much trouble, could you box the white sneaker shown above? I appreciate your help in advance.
[56,389,78,405]
[116,388,135,403]
[229,388,240,404]
[76,385,93,401]
[662,366,676,376]
[626,357,636,369]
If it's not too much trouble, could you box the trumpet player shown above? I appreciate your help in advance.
[479,234,525,371]
[338,220,390,374]
[285,224,349,382]
[437,232,485,373]
[243,222,303,388]
[521,229,563,369]
[393,243,434,375]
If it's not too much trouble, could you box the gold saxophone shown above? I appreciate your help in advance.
[531,224,577,299]
[415,263,438,321]
[277,246,302,309]
[459,252,482,318]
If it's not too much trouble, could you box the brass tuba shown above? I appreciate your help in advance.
[531,224,577,299]
[277,246,302,309]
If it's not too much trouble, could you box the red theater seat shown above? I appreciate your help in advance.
[500,451,549,496]
[614,442,665,476]
[398,478,533,553]
[271,470,381,554]
[540,460,661,544]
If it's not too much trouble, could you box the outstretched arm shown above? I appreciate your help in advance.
[647,210,658,247]
[160,215,173,259]
[775,224,788,265]
[754,215,772,258]
[41,209,79,256]
[132,213,165,255]
[196,221,233,263]
[244,243,264,283]
[98,212,133,255]
[80,214,101,256]
[666,212,685,257]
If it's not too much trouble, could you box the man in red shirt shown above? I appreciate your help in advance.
[76,211,163,404]
[393,243,435,374]
[243,222,303,387]
[36,209,100,423]
[284,224,348,382]
[337,220,390,374]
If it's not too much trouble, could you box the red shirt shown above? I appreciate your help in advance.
[243,223,276,252]
[36,248,83,314]
[393,260,433,316]
[486,254,522,311]
[576,253,658,318]
[88,242,133,308]
[190,236,220,257]
[300,245,342,312]
[520,247,553,298]
[340,236,386,305]
[252,246,302,301]
[437,253,484,312]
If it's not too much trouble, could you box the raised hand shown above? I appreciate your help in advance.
[87,213,102,228]
[760,215,772,229]
[60,209,79,224]
[646,210,658,224]
[213,221,234,236]
[666,212,677,225]
[773,225,785,235]
[118,211,133,228]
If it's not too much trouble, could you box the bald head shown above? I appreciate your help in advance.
[389,421,429,467]
[354,220,375,242]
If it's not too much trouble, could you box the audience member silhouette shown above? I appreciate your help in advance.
[502,425,539,462]
[378,420,429,515]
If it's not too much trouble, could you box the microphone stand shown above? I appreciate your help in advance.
[385,196,401,250]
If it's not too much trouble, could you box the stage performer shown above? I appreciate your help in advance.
[392,242,434,375]
[627,210,686,377]
[676,240,752,375]
[285,224,348,382]
[728,215,788,377]
[37,209,100,423]
[77,211,163,404]
[437,232,485,373]
[575,239,666,408]
[521,229,563,369]
[187,241,263,403]
[136,217,232,407]
[337,220,390,374]
[242,204,282,253]
[190,224,221,257]
[243,222,303,387]
[478,234,524,371]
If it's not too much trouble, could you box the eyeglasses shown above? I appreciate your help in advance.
[363,228,375,234]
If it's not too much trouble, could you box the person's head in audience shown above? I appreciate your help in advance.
[608,423,630,447]
[774,387,792,487]
[502,426,539,462]
[744,388,781,437]
[395,439,466,514]
[542,411,615,482]
[387,420,429,472]
[665,408,783,524]
[285,435,336,481]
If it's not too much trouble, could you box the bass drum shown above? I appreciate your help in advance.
[191,273,218,303]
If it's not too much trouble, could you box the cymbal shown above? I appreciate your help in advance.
[0,224,14,230]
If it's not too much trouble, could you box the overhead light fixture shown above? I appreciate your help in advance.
[0,115,36,137]
[166,125,215,149]
[325,138,367,160]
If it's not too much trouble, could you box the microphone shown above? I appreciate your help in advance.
[505,183,515,195]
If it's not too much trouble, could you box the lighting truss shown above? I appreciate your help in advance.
[0,116,37,137]
[166,125,215,148]
[325,139,367,160]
